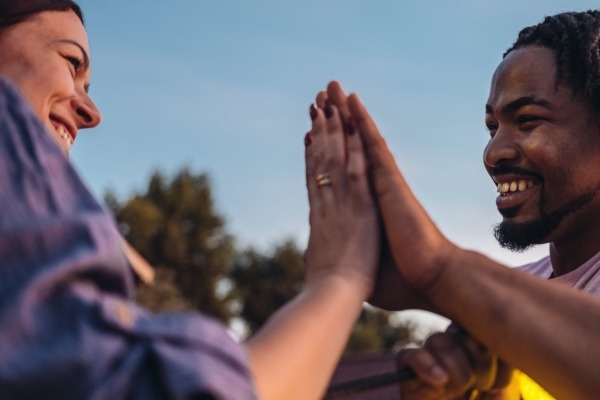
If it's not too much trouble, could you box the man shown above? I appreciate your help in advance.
[320,10,600,399]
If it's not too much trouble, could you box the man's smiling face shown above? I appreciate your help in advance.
[484,46,600,251]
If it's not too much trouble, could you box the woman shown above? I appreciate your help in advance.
[0,2,380,399]
[0,1,99,154]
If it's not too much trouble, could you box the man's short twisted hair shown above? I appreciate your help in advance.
[505,10,600,109]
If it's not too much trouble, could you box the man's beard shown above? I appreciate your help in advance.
[494,190,598,252]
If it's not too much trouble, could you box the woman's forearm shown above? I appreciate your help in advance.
[246,274,365,400]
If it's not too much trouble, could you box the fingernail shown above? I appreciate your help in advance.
[309,104,318,121]
[304,131,312,147]
[324,100,334,119]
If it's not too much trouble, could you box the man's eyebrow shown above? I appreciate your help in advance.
[486,96,554,115]
[56,39,90,70]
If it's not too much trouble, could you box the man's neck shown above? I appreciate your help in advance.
[549,239,600,277]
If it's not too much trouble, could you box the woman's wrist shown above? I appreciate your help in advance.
[304,260,375,302]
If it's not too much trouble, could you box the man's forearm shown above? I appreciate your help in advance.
[429,248,600,399]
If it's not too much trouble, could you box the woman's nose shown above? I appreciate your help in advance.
[73,94,101,129]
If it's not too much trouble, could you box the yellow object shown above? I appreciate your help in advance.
[519,371,556,400]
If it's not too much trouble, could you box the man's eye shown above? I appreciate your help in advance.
[517,115,540,125]
[486,123,498,137]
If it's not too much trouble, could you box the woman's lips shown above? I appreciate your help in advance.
[50,118,74,150]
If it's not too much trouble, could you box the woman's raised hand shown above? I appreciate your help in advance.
[247,101,381,400]
[303,97,380,300]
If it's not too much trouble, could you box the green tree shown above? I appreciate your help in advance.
[345,306,422,353]
[108,168,235,323]
[135,267,193,313]
[231,240,305,335]
[106,166,422,350]
[231,240,421,351]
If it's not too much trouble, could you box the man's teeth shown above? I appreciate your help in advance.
[57,124,73,146]
[497,180,533,195]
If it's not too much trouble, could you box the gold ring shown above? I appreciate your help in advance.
[316,172,332,187]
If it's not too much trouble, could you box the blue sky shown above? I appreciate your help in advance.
[73,2,597,329]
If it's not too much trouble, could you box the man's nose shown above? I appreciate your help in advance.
[483,127,520,168]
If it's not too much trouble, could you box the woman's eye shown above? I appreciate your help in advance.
[65,56,83,71]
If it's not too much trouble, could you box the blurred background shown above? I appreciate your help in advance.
[74,0,597,345]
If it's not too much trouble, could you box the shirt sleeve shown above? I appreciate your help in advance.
[0,77,256,400]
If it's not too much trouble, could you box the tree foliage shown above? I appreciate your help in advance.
[107,166,422,351]
[108,168,235,323]
[346,306,422,353]
[231,240,305,335]
[230,242,421,351]
[135,267,194,313]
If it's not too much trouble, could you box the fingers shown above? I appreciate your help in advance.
[323,83,379,214]
[396,348,448,400]
[305,101,355,218]
[346,86,451,292]
[397,333,475,398]
[303,85,381,296]
[445,323,516,392]
[424,333,476,393]
[305,105,327,220]
[491,359,516,391]
[396,328,511,399]
[449,327,497,391]
[319,81,353,134]
[316,90,328,109]
[327,81,353,129]
[346,121,379,215]
[309,104,332,209]
[346,93,401,183]
[397,347,449,387]
[323,102,348,196]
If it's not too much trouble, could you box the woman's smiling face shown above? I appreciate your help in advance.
[0,9,101,154]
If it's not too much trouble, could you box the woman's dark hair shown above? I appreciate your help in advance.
[504,10,600,108]
[0,0,83,31]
